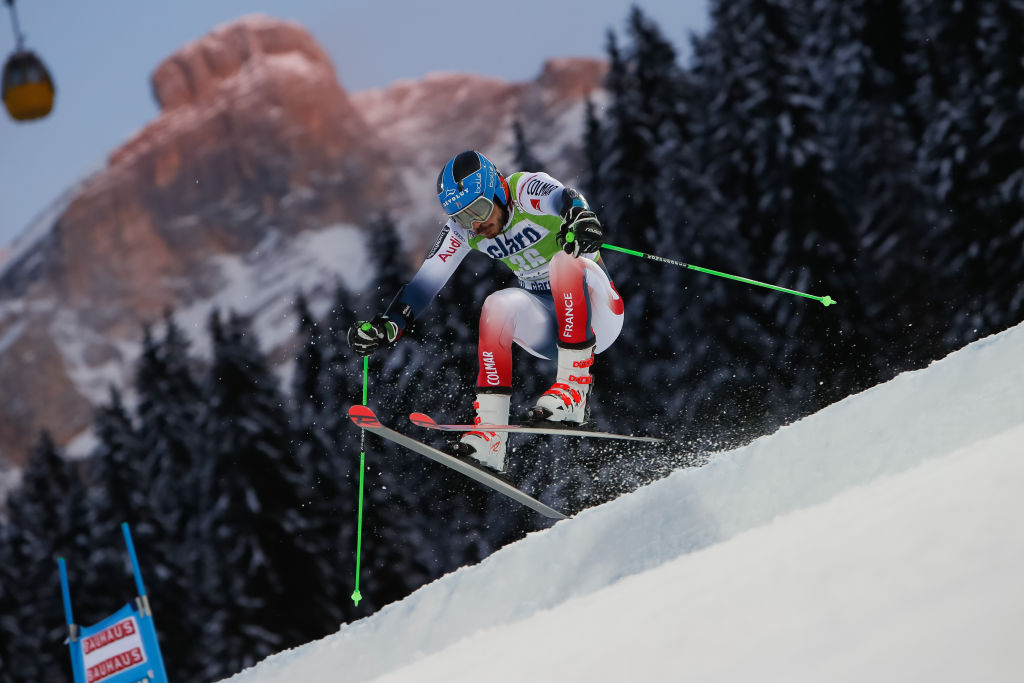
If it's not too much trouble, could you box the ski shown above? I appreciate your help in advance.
[348,405,568,521]
[408,412,664,444]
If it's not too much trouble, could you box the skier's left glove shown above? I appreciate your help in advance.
[558,206,603,257]
[348,314,401,357]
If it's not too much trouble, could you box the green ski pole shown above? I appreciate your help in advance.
[590,240,837,307]
[352,350,369,606]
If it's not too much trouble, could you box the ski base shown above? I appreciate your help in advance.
[348,405,568,520]
[409,412,663,444]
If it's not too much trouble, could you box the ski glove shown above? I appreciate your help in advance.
[348,315,401,357]
[558,206,603,257]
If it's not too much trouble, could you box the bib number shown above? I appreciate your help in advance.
[508,248,546,271]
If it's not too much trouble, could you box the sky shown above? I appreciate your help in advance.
[220,319,1024,682]
[0,0,709,249]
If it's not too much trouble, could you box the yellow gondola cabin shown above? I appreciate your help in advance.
[3,48,55,120]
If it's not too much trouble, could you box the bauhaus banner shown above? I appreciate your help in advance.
[72,602,166,683]
[58,523,170,683]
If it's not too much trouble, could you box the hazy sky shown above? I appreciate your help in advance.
[0,1,708,248]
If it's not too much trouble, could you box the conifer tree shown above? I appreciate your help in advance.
[367,212,408,310]
[197,310,332,678]
[1,432,90,681]
[289,292,355,624]
[511,119,545,172]
[135,315,206,531]
[581,97,606,210]
[85,387,144,530]
[684,0,863,428]
[0,534,15,682]
[318,282,417,612]
[904,0,1024,343]
[129,314,209,675]
[75,388,149,628]
[808,0,942,375]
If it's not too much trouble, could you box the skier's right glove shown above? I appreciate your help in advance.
[347,314,401,357]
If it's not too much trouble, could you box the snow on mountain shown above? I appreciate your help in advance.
[221,321,1024,683]
[169,223,373,361]
[0,170,99,281]
[60,223,373,458]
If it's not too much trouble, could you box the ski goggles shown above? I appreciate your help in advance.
[449,195,496,230]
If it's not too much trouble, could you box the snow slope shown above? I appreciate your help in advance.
[223,322,1024,683]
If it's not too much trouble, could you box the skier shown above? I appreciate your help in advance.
[348,150,624,472]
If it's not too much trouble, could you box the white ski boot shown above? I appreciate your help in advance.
[528,343,595,425]
[452,392,510,472]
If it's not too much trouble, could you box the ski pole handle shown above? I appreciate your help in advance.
[597,241,837,307]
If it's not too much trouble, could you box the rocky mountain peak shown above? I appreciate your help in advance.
[535,57,609,99]
[151,14,336,111]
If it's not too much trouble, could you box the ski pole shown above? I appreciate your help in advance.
[352,352,369,606]
[595,241,837,307]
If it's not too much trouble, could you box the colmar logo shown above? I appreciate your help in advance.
[482,351,501,386]
[524,178,557,196]
[530,198,541,210]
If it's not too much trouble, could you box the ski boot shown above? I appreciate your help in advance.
[451,392,510,473]
[527,343,595,426]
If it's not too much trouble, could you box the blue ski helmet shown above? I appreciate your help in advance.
[436,151,511,230]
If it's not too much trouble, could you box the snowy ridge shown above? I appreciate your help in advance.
[0,170,98,280]
[223,321,1024,682]
[58,224,372,459]
[171,223,373,361]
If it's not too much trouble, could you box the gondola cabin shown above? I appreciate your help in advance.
[3,48,54,120]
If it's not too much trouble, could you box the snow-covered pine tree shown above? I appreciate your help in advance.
[129,314,210,675]
[904,0,1024,344]
[196,310,334,679]
[581,97,606,211]
[317,282,428,613]
[0,432,90,681]
[0,540,14,683]
[135,315,206,532]
[323,282,363,432]
[616,6,694,372]
[511,119,545,172]
[806,0,944,380]
[292,293,326,420]
[642,24,742,447]
[84,387,145,535]
[288,292,356,625]
[367,212,408,310]
[685,0,864,430]
[75,387,149,628]
[584,28,658,438]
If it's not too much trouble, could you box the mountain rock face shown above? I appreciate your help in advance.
[0,15,605,466]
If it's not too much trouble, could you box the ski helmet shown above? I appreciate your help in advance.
[436,150,511,230]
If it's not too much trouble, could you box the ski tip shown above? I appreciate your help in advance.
[409,412,438,428]
[348,404,382,429]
